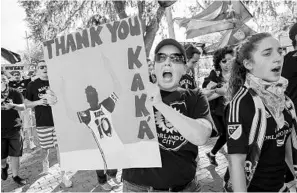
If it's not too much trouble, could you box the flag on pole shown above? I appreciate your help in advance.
[1,48,21,64]
[186,19,235,39]
[175,1,253,39]
[205,22,256,53]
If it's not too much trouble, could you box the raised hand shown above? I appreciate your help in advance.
[2,99,14,110]
[43,89,58,106]
[36,98,48,106]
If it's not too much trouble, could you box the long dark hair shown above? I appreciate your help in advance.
[227,33,272,101]
[213,46,234,72]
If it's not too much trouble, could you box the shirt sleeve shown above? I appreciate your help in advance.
[25,82,34,101]
[101,92,118,113]
[12,89,23,105]
[188,90,217,135]
[225,91,254,154]
[202,70,217,88]
[77,110,91,125]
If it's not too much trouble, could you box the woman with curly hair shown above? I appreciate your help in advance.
[225,32,297,192]
[203,46,234,166]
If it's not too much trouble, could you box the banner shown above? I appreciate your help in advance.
[1,65,24,72]
[43,16,161,170]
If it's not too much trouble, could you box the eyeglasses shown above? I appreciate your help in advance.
[38,65,47,69]
[155,53,185,64]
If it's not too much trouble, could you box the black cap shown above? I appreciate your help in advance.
[154,38,187,64]
[289,23,297,40]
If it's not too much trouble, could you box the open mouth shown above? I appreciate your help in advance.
[162,71,173,82]
[271,66,281,73]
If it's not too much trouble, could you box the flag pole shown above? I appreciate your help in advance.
[25,31,31,64]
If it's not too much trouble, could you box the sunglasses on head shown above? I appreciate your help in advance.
[38,65,47,69]
[155,53,185,64]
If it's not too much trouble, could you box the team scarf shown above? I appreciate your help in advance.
[245,73,288,129]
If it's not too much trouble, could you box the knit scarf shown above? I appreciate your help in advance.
[245,73,288,128]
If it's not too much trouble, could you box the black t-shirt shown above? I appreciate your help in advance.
[25,78,54,127]
[202,70,225,116]
[179,68,197,90]
[1,87,23,135]
[122,89,214,189]
[9,79,31,97]
[225,86,293,192]
[282,50,297,110]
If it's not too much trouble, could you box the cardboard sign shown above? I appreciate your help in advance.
[43,16,161,170]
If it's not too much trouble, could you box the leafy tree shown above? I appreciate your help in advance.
[19,0,177,57]
[241,0,296,34]
[20,43,43,65]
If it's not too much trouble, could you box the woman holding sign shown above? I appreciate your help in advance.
[122,39,216,192]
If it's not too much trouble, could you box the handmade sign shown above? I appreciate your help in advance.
[43,16,161,170]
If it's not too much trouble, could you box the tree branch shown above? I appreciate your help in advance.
[113,1,128,19]
[60,1,87,33]
[137,1,145,17]
[144,5,166,56]
[137,1,146,37]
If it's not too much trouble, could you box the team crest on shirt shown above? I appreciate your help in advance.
[228,124,242,140]
[155,101,188,151]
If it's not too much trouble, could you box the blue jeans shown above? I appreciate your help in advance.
[123,176,201,192]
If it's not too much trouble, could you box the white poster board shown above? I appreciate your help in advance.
[43,16,161,170]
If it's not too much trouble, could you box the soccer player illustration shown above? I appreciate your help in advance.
[77,85,121,171]
[60,53,124,171]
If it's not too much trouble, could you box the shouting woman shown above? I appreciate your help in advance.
[225,33,297,192]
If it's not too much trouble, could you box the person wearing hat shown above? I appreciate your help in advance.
[122,39,216,192]
[282,22,297,110]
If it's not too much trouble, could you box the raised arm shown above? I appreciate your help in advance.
[149,83,213,146]
[154,102,212,145]
[24,82,47,108]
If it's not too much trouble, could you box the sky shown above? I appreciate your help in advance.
[1,0,28,53]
